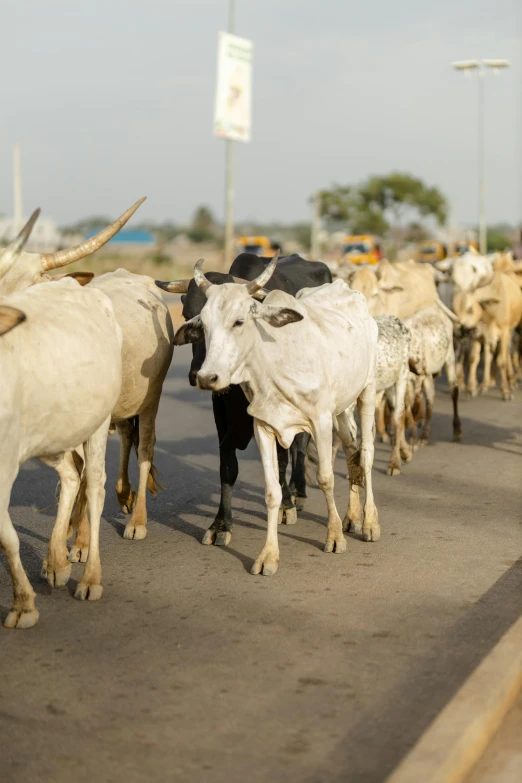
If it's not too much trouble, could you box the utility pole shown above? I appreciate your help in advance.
[310,191,321,260]
[13,144,23,234]
[224,0,236,267]
[452,59,510,255]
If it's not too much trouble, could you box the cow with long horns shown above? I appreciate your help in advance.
[0,213,123,628]
[156,253,331,547]
[0,198,174,549]
[171,255,379,575]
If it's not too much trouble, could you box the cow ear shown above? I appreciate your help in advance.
[478,297,501,308]
[66,271,94,286]
[254,304,303,328]
[174,315,203,345]
[0,305,26,336]
[379,283,404,294]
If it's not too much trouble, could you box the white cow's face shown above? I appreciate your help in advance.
[452,254,493,293]
[0,250,49,296]
[174,283,302,392]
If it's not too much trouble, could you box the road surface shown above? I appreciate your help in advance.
[1,348,521,783]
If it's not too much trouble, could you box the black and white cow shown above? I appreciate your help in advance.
[156,253,331,546]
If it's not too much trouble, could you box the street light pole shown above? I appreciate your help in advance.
[452,59,510,255]
[224,0,236,267]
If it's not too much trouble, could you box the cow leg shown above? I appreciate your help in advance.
[251,422,281,576]
[1,466,39,629]
[314,416,346,554]
[289,432,311,510]
[387,364,410,475]
[67,449,90,563]
[497,329,513,401]
[467,339,481,397]
[336,407,362,535]
[445,343,462,441]
[276,442,297,525]
[419,376,435,445]
[357,383,380,542]
[479,340,494,394]
[124,407,159,541]
[115,419,136,513]
[375,392,389,443]
[40,452,80,587]
[202,446,238,546]
[74,417,111,602]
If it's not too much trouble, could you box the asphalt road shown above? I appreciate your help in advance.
[2,348,522,783]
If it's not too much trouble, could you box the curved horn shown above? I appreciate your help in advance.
[155,279,191,294]
[0,208,40,278]
[193,258,212,295]
[231,277,269,300]
[246,250,280,295]
[40,197,147,271]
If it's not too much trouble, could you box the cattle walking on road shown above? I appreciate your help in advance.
[156,253,331,546]
[173,256,379,575]
[0,214,123,628]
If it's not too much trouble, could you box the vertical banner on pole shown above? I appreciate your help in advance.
[214,32,253,143]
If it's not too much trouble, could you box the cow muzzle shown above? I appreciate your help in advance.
[197,371,220,391]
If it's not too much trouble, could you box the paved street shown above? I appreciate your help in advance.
[1,348,522,783]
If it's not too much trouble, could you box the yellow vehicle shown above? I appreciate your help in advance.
[417,240,447,264]
[235,236,280,257]
[454,240,478,256]
[341,235,382,265]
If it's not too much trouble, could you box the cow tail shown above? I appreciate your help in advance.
[130,415,165,495]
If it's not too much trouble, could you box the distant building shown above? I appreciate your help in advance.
[0,216,62,252]
[84,228,155,245]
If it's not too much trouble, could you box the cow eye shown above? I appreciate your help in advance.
[233,319,244,328]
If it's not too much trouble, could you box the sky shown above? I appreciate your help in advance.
[1,0,521,229]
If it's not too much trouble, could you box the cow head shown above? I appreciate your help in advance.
[0,198,146,295]
[453,291,483,330]
[172,252,302,391]
[156,267,271,387]
[452,253,494,293]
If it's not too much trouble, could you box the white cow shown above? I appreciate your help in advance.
[67,269,174,556]
[174,255,379,575]
[404,305,461,445]
[0,216,122,628]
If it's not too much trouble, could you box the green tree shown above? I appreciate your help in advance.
[187,205,215,242]
[359,172,447,228]
[317,186,389,236]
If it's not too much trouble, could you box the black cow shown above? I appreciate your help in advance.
[156,253,332,546]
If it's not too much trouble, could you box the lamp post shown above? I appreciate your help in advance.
[452,59,510,254]
[224,0,236,267]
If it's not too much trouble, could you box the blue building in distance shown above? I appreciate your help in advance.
[85,228,155,245]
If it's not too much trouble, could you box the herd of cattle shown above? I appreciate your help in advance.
[1,197,521,628]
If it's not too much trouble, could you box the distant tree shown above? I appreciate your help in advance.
[317,186,389,236]
[487,229,511,252]
[359,172,447,230]
[316,173,447,243]
[188,205,216,243]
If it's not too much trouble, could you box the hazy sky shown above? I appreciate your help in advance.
[1,0,521,229]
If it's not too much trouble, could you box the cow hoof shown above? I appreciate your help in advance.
[251,554,279,576]
[363,526,380,542]
[453,433,462,443]
[387,465,401,476]
[123,523,147,540]
[468,389,479,398]
[324,537,347,554]
[4,608,39,629]
[42,562,71,588]
[419,438,429,447]
[284,506,298,525]
[344,518,362,535]
[68,545,89,563]
[74,583,103,601]
[502,393,513,401]
[215,531,232,546]
[378,433,390,444]
[295,497,306,512]
[120,491,137,514]
[202,529,216,546]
